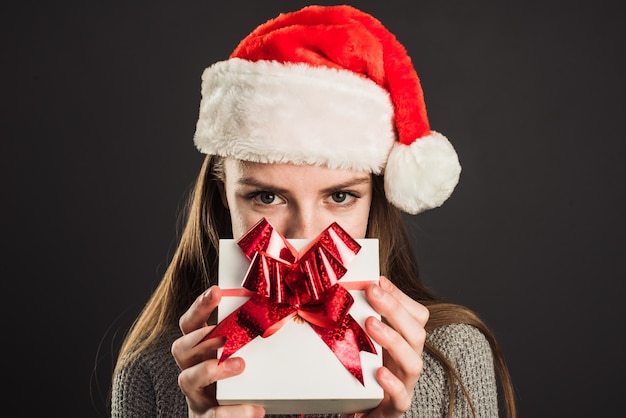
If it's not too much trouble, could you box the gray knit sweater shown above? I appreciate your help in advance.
[111,323,499,417]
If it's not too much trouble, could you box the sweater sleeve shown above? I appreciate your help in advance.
[408,323,499,418]
[111,354,158,418]
[111,328,188,418]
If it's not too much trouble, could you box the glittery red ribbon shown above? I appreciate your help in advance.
[207,218,377,384]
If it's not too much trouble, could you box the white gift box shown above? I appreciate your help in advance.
[215,238,384,415]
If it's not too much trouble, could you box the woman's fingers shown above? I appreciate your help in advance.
[173,286,266,417]
[365,277,428,353]
[178,357,245,398]
[373,366,414,417]
[365,315,424,386]
[378,276,429,327]
[177,351,258,416]
[179,357,265,418]
[366,314,424,369]
[362,276,427,417]
[173,286,226,371]
[179,286,223,335]
[172,326,225,370]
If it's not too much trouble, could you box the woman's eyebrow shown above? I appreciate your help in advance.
[319,176,371,194]
[237,177,289,194]
[237,175,371,194]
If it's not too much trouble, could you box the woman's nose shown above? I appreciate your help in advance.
[282,210,324,239]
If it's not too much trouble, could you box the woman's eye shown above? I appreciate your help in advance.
[254,192,279,205]
[330,192,352,204]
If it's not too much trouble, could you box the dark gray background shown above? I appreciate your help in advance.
[4,0,624,416]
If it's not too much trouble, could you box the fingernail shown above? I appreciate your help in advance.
[379,366,393,383]
[379,276,393,291]
[370,316,384,332]
[203,288,213,301]
[224,358,243,372]
[371,283,384,299]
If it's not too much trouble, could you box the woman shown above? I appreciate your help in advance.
[112,5,516,418]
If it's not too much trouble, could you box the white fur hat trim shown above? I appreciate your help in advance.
[194,58,395,173]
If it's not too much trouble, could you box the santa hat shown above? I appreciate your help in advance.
[194,5,461,214]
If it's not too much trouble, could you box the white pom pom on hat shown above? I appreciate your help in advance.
[193,5,461,214]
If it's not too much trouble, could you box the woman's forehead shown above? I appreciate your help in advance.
[224,158,371,180]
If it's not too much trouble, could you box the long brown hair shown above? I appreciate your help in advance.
[114,154,516,417]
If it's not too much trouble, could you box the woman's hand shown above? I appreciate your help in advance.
[354,275,429,418]
[171,286,266,418]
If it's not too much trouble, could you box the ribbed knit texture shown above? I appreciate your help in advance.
[111,323,498,417]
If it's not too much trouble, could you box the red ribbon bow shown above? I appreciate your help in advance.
[207,218,377,384]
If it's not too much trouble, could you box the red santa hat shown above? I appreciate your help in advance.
[194,5,461,214]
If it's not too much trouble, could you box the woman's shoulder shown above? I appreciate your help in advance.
[119,325,182,374]
[427,322,494,363]
[427,322,490,344]
[111,325,185,417]
[419,323,499,416]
